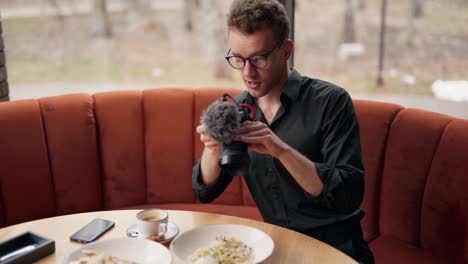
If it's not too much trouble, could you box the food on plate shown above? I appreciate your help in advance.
[69,249,137,264]
[190,236,254,264]
[192,255,219,264]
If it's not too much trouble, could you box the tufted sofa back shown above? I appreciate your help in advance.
[0,88,467,263]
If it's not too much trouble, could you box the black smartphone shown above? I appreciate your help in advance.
[70,218,115,243]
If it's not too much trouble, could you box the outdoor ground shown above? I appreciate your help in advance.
[1,0,467,102]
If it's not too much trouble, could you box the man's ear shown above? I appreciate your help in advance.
[284,39,294,60]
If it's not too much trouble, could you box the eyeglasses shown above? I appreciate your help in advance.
[225,45,279,70]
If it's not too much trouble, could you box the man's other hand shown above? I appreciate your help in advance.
[196,124,221,152]
[236,121,289,158]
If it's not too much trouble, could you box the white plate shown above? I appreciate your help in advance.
[170,224,274,264]
[63,237,172,264]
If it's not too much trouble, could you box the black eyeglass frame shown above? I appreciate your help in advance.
[224,44,282,70]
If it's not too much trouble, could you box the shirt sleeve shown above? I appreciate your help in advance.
[192,159,234,203]
[311,89,365,213]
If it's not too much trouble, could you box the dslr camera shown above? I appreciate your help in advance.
[219,98,256,176]
[202,93,256,176]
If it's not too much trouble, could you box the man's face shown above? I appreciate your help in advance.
[227,28,289,98]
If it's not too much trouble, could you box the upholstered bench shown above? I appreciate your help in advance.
[0,88,466,264]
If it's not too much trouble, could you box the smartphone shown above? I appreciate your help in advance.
[70,218,115,243]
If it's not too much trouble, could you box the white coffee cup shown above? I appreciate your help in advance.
[136,209,168,238]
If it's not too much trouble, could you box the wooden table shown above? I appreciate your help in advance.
[0,210,357,263]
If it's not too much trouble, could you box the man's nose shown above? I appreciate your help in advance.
[242,60,257,77]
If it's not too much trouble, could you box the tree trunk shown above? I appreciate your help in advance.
[407,3,416,47]
[356,0,366,9]
[94,0,112,38]
[127,0,152,26]
[0,18,9,102]
[377,0,388,86]
[48,0,65,20]
[278,0,295,67]
[413,0,423,17]
[201,0,230,79]
[343,0,356,43]
[184,0,196,32]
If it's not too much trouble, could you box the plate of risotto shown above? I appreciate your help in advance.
[170,224,274,264]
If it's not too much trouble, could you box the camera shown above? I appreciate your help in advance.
[219,97,256,176]
[202,94,256,176]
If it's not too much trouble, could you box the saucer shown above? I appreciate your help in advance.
[126,223,179,244]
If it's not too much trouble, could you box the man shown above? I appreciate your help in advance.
[192,0,374,263]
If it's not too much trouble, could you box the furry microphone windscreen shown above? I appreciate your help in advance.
[201,100,241,144]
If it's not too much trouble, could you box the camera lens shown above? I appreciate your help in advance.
[219,141,250,176]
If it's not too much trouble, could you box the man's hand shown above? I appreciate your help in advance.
[196,124,221,152]
[237,121,324,196]
[236,121,289,158]
[196,124,222,186]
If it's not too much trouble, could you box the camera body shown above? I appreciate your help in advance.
[219,104,255,176]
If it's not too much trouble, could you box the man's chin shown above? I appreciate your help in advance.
[245,84,267,97]
[247,89,266,98]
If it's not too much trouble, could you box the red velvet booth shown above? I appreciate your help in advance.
[0,88,466,263]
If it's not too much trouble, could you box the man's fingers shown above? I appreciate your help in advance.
[239,128,269,138]
[200,133,219,147]
[205,141,219,148]
[196,125,205,134]
[238,135,269,143]
[200,134,213,143]
[239,122,266,133]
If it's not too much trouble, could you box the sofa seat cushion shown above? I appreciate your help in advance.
[124,203,263,222]
[369,235,446,264]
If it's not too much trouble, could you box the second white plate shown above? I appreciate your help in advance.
[170,224,274,264]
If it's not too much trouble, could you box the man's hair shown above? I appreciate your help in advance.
[227,0,290,45]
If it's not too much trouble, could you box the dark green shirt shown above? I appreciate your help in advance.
[192,69,365,238]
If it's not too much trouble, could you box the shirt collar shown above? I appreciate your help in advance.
[282,68,302,101]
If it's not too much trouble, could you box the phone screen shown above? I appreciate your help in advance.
[70,218,115,243]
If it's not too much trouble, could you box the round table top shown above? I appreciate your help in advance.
[0,210,357,263]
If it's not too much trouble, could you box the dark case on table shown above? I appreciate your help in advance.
[0,231,55,264]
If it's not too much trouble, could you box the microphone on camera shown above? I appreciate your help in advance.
[201,97,240,144]
[201,94,256,144]
[201,93,256,176]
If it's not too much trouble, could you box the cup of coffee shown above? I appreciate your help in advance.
[136,209,168,238]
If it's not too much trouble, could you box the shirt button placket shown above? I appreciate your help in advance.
[266,168,280,199]
[266,166,288,225]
